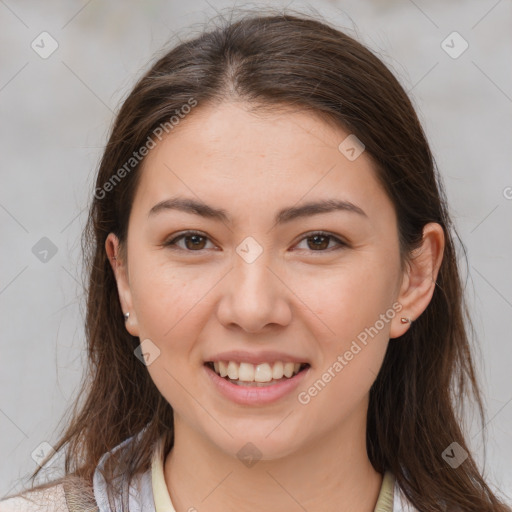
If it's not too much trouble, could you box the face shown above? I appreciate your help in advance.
[107,101,419,460]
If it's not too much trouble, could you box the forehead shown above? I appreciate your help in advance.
[131,101,391,224]
[159,101,349,164]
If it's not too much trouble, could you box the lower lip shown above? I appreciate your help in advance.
[204,364,310,406]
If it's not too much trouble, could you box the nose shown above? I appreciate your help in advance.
[216,251,292,334]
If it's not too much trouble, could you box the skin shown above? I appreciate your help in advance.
[106,101,444,512]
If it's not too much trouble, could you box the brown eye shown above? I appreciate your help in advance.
[183,234,207,250]
[164,231,214,251]
[307,234,330,250]
[295,232,346,252]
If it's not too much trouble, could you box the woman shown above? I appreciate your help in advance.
[1,9,510,512]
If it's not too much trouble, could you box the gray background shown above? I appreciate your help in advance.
[1,0,511,502]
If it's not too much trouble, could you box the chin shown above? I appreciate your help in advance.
[201,421,307,463]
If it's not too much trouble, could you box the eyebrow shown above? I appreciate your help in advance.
[148,196,367,224]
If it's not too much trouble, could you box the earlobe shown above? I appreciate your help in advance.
[390,223,445,339]
[105,233,140,337]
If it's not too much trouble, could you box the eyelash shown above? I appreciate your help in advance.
[162,230,348,254]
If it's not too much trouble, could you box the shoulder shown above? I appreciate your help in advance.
[0,484,68,512]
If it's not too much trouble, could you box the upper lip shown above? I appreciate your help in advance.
[205,350,310,365]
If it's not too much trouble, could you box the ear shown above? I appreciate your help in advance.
[389,222,445,339]
[105,233,140,337]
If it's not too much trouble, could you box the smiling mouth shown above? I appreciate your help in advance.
[205,361,310,386]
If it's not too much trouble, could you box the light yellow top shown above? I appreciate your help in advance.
[151,435,176,511]
[151,437,396,512]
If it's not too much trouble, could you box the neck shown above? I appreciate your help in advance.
[164,409,383,512]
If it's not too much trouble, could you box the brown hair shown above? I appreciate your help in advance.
[6,7,510,511]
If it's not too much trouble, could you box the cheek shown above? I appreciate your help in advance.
[130,258,214,339]
[130,263,213,412]
[291,256,400,346]
[292,254,400,421]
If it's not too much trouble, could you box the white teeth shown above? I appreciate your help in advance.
[218,361,228,377]
[254,363,272,383]
[227,361,238,380]
[209,360,305,382]
[238,362,255,382]
[272,361,284,379]
[283,362,295,378]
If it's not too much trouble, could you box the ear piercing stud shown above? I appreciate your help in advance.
[400,317,411,324]
[124,312,130,321]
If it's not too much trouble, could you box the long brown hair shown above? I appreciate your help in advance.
[7,7,510,511]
